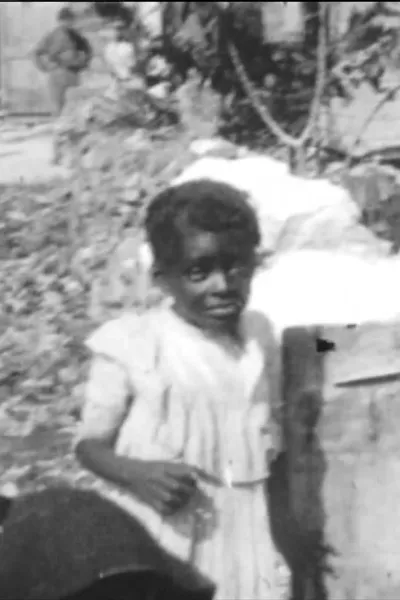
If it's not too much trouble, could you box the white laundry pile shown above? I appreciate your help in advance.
[249,250,400,337]
[171,154,376,257]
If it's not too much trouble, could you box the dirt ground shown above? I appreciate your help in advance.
[0,121,70,185]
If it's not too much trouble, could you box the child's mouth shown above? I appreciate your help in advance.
[206,302,241,317]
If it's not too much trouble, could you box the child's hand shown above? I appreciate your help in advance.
[129,460,199,516]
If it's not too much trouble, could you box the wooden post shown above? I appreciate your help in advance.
[283,321,400,600]
[282,327,326,600]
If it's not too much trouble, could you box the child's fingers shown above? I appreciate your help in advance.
[192,466,211,482]
[167,463,199,485]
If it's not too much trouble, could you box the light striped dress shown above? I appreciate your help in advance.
[78,306,289,599]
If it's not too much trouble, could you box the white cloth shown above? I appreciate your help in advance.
[249,250,400,337]
[78,307,288,599]
[104,41,135,81]
[172,157,362,256]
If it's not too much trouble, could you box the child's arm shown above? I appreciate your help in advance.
[34,31,57,73]
[76,355,198,516]
[76,355,138,488]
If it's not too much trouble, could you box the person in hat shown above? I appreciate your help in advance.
[0,486,216,600]
[34,6,92,163]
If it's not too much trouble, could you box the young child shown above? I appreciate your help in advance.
[34,6,92,164]
[76,179,288,600]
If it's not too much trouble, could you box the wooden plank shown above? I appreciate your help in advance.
[322,322,400,387]
[283,322,400,599]
[282,326,326,600]
[321,322,400,599]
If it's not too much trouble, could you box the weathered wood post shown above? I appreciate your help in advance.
[283,321,400,600]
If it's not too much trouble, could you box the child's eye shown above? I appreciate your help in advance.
[186,267,208,282]
[228,262,242,273]
[225,259,251,275]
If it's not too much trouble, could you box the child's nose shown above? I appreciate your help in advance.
[211,270,230,292]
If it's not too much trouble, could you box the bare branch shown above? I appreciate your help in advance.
[227,41,298,147]
[343,82,400,168]
[297,1,327,145]
[227,2,327,149]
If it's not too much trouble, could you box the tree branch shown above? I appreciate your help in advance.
[343,82,400,168]
[226,2,327,149]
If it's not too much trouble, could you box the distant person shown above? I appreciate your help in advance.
[103,15,144,99]
[34,6,92,163]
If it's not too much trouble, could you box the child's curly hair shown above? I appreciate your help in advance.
[145,179,261,270]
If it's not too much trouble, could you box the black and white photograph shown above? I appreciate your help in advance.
[0,2,400,599]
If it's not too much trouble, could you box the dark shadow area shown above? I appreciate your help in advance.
[0,487,216,600]
[316,337,336,354]
[267,451,298,569]
[0,495,12,525]
[64,572,213,600]
[277,327,337,600]
[266,438,334,600]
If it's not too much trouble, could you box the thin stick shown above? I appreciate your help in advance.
[227,2,327,150]
[343,83,400,170]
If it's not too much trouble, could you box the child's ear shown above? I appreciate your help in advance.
[255,249,272,269]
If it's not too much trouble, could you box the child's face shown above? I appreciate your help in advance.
[162,229,256,335]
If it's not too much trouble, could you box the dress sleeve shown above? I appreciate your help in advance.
[248,310,284,454]
[265,330,284,453]
[77,316,142,445]
[77,355,131,444]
